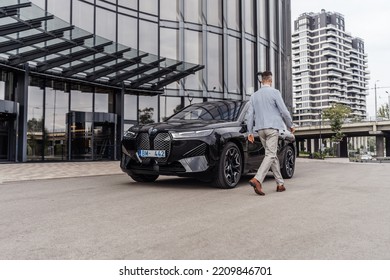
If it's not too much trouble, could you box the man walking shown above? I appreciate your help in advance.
[246,71,295,195]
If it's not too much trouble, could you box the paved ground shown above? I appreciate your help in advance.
[0,158,351,183]
[0,161,122,184]
[1,157,390,259]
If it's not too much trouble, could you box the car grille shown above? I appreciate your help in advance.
[136,132,171,164]
[137,133,150,150]
[154,132,171,163]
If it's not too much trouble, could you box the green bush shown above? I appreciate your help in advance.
[312,152,325,159]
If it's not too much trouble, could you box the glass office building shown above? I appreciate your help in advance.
[0,0,292,162]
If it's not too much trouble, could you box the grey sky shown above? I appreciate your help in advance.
[291,0,390,117]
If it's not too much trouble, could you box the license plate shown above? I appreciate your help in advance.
[138,149,166,158]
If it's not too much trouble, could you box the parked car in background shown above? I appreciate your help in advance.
[121,100,296,188]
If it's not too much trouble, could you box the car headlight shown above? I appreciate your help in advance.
[171,129,213,139]
[124,130,137,138]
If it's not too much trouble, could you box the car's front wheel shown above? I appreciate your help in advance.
[214,142,242,189]
[129,174,159,182]
[280,145,295,179]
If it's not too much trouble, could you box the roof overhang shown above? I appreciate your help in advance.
[0,1,204,94]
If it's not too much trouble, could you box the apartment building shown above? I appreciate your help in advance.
[292,9,369,127]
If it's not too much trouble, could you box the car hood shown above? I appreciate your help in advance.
[133,120,235,133]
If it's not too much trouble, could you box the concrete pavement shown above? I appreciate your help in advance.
[0,158,353,184]
[1,157,390,259]
[0,161,122,184]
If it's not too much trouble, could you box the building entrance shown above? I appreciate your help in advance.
[67,112,117,160]
[0,114,13,161]
[0,99,18,162]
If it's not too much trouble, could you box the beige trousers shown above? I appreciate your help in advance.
[254,129,284,186]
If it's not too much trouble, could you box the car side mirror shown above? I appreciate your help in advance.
[240,122,248,133]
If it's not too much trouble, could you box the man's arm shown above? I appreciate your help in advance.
[246,99,255,143]
[275,91,294,132]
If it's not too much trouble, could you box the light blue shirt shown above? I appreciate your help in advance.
[246,85,293,134]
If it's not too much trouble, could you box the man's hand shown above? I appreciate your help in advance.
[290,127,296,134]
[248,134,255,143]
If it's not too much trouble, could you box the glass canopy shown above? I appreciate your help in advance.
[0,1,204,94]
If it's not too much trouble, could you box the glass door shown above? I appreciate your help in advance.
[0,118,10,161]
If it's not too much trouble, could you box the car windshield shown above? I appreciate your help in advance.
[168,101,245,121]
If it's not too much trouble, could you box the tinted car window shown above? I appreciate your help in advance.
[169,101,244,121]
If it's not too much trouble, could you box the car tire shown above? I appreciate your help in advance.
[129,174,159,182]
[280,145,295,179]
[214,142,242,189]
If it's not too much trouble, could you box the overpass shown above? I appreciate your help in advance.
[294,120,390,157]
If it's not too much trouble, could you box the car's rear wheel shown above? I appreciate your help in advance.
[280,145,295,179]
[129,174,159,182]
[214,142,242,189]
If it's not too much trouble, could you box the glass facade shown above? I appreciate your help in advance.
[0,0,292,162]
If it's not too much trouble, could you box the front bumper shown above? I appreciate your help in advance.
[120,134,218,176]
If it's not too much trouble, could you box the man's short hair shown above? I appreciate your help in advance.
[258,71,272,80]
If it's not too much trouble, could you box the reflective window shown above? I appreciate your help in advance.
[258,44,267,73]
[139,20,158,54]
[124,95,137,120]
[0,82,4,100]
[71,85,93,112]
[44,82,69,161]
[95,88,114,113]
[245,40,255,95]
[118,0,137,9]
[27,77,44,161]
[227,36,241,94]
[47,0,71,21]
[95,93,109,113]
[118,15,137,49]
[160,28,179,60]
[184,0,201,24]
[160,0,178,21]
[207,32,223,92]
[96,7,116,41]
[140,0,158,15]
[184,30,202,90]
[72,1,94,33]
[207,0,222,27]
[160,28,179,90]
[0,71,14,101]
[227,0,240,30]
[269,0,277,43]
[258,0,268,39]
[244,0,254,34]
[160,96,182,121]
[184,97,203,106]
[32,0,45,9]
[70,120,92,160]
[139,95,158,123]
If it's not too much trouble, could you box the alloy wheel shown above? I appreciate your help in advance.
[224,146,242,186]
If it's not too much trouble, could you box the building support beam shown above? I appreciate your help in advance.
[376,136,385,157]
[340,137,348,158]
[15,64,30,162]
[386,136,390,157]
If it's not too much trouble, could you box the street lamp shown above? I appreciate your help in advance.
[387,91,390,119]
[375,80,379,120]
[187,92,193,105]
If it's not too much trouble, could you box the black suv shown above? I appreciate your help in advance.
[121,100,296,188]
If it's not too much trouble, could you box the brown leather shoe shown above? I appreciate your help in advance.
[249,178,265,196]
[276,185,286,192]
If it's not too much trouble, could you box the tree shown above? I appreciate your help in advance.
[322,104,351,143]
[377,104,389,119]
[138,107,155,124]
